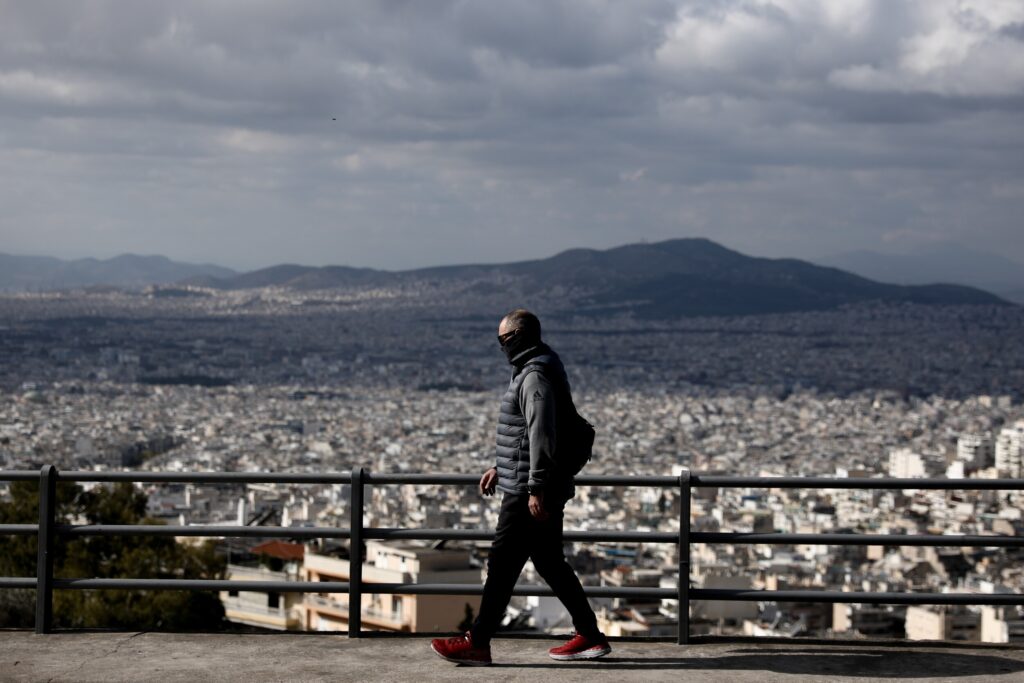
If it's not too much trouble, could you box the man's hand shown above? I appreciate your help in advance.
[529,492,549,521]
[479,467,498,496]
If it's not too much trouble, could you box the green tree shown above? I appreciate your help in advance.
[0,480,226,629]
[0,480,80,627]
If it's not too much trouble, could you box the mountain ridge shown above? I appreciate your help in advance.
[3,239,1011,318]
[0,252,236,291]
[180,238,1013,317]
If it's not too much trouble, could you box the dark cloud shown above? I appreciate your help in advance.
[1001,22,1024,41]
[1,0,1022,270]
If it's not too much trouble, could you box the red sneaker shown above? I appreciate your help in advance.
[430,632,492,666]
[548,632,611,661]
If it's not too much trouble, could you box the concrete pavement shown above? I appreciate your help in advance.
[3,631,1024,682]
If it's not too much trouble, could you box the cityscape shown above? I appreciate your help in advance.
[2,286,1023,641]
[5,1,1024,677]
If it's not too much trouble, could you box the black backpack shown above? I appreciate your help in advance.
[562,403,596,476]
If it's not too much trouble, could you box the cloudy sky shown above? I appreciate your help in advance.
[2,1,1023,271]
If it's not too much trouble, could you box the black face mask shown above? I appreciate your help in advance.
[499,331,535,365]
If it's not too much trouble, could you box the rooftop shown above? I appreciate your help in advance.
[4,632,1024,682]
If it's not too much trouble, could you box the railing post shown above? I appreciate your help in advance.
[678,469,691,645]
[348,466,364,638]
[35,464,57,634]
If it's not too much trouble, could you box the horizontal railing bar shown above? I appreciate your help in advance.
[567,530,672,543]
[691,475,1024,490]
[365,528,678,543]
[692,532,1024,547]
[364,473,480,485]
[576,475,681,487]
[7,470,1024,491]
[57,525,351,539]
[44,525,1023,549]
[362,583,675,598]
[53,579,350,592]
[52,525,672,543]
[0,471,39,482]
[46,578,671,599]
[364,473,681,487]
[0,524,38,536]
[28,578,1024,606]
[57,471,353,484]
[692,589,1024,606]
[364,528,488,541]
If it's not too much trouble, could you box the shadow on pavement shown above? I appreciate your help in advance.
[494,649,1024,678]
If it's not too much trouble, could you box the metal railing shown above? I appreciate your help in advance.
[2,466,1024,642]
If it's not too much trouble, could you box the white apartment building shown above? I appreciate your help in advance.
[995,421,1024,478]
[904,605,979,641]
[889,448,926,479]
[981,606,1024,643]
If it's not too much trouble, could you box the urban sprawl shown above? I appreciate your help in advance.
[2,287,1024,642]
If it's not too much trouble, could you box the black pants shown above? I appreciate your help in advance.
[470,492,600,646]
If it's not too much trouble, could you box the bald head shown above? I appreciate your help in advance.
[499,308,541,343]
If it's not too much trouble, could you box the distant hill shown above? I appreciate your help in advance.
[193,237,1010,318]
[186,263,390,290]
[816,243,1024,304]
[509,239,1006,317]
[4,240,1009,317]
[0,253,236,291]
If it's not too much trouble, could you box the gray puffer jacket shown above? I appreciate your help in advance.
[494,344,574,499]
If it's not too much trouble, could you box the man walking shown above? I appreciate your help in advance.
[431,309,610,666]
